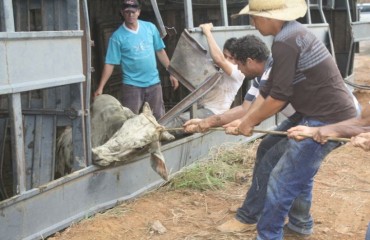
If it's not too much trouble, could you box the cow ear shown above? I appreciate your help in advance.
[142,102,152,115]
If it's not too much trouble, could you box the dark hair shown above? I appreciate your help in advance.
[121,0,141,10]
[223,37,237,53]
[233,35,270,63]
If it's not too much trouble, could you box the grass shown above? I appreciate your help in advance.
[166,140,260,191]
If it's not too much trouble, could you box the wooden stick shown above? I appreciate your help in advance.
[164,127,351,143]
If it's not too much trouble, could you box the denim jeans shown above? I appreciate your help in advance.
[256,118,340,240]
[236,118,298,224]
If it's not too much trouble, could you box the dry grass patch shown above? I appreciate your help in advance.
[166,140,260,191]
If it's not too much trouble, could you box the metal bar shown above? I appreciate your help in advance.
[306,0,312,24]
[24,109,35,190]
[31,113,43,187]
[150,0,167,38]
[219,0,228,26]
[0,108,82,116]
[184,0,194,29]
[70,83,86,172]
[318,0,327,23]
[344,0,354,78]
[8,93,26,194]
[4,0,26,195]
[0,118,9,199]
[82,0,92,166]
[0,30,84,39]
[3,0,15,31]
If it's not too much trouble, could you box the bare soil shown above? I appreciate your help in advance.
[48,43,370,240]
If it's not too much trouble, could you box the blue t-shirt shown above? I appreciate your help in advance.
[105,20,165,87]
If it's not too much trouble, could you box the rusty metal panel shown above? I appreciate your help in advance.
[169,29,220,91]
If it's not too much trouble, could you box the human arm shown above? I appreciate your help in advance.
[288,104,370,143]
[156,49,179,90]
[93,64,114,98]
[183,100,251,133]
[224,95,287,136]
[199,23,233,75]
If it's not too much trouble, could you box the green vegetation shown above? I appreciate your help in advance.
[166,140,259,191]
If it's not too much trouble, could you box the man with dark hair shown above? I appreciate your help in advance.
[184,34,279,134]
[184,34,301,234]
[223,0,357,239]
[185,33,360,235]
[94,0,178,120]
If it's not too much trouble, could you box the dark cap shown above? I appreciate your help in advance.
[122,0,140,11]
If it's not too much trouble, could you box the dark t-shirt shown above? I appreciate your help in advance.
[260,21,357,123]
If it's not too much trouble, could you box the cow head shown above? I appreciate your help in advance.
[92,101,174,180]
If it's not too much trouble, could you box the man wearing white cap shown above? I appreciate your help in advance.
[224,0,358,239]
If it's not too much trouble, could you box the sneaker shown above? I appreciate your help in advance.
[283,225,312,239]
[216,218,256,233]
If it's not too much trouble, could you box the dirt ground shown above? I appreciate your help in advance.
[48,44,370,240]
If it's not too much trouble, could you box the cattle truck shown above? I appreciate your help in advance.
[0,0,369,239]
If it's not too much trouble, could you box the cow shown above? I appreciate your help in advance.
[56,94,174,180]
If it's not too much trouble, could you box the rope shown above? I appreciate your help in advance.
[142,112,167,140]
[164,127,351,143]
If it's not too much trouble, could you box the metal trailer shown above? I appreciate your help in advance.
[0,0,368,239]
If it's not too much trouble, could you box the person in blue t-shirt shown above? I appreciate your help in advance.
[94,0,179,119]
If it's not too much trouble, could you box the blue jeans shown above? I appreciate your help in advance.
[256,118,340,240]
[236,118,298,224]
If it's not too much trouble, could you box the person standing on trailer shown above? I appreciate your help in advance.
[94,0,179,119]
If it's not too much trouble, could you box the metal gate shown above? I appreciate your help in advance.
[0,0,90,200]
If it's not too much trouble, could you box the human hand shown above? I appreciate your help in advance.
[351,132,370,151]
[199,23,213,36]
[287,125,317,141]
[183,118,210,133]
[223,119,243,135]
[169,75,179,90]
[93,88,103,99]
